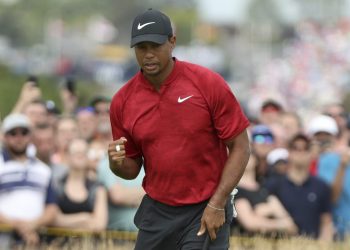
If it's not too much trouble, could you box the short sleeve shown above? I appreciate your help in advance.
[202,72,249,141]
[319,180,332,214]
[45,178,57,205]
[110,94,142,158]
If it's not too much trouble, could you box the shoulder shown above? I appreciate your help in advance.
[111,73,141,108]
[180,60,224,83]
[309,175,330,189]
[32,158,52,175]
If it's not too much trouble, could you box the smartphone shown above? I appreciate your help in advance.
[26,75,39,87]
[65,78,76,94]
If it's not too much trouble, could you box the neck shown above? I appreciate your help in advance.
[145,58,175,89]
[287,164,309,185]
[6,148,28,162]
[239,170,258,189]
[68,168,86,180]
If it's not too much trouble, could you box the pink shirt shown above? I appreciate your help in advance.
[110,59,249,205]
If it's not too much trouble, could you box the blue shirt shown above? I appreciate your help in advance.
[317,152,350,235]
[264,175,331,238]
[97,157,144,231]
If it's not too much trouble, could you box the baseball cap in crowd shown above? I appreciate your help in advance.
[261,99,283,113]
[307,115,338,136]
[267,148,289,166]
[251,124,274,144]
[1,113,31,134]
[46,100,61,115]
[130,8,173,47]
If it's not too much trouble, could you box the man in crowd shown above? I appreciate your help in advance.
[0,113,57,246]
[264,133,334,241]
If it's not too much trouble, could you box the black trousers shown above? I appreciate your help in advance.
[134,195,233,250]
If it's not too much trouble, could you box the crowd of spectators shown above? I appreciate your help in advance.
[0,79,145,247]
[0,20,350,248]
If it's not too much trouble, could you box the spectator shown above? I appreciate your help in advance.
[250,124,276,183]
[52,138,107,232]
[90,96,112,147]
[22,100,49,127]
[0,113,58,246]
[322,103,350,151]
[307,115,339,175]
[97,156,145,232]
[45,100,61,127]
[232,152,297,236]
[51,116,79,166]
[31,123,67,188]
[317,148,350,241]
[310,113,350,240]
[76,107,98,143]
[259,99,284,126]
[264,133,334,241]
[87,140,106,180]
[279,111,303,145]
[266,147,289,179]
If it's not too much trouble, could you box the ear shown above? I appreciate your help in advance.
[169,36,176,50]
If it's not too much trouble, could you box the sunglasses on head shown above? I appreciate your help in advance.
[6,128,30,137]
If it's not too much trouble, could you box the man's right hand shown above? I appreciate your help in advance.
[108,137,127,166]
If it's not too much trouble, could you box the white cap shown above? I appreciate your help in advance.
[267,148,289,166]
[1,113,31,134]
[307,115,338,136]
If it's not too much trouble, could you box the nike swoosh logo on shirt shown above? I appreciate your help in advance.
[137,22,156,30]
[178,95,193,103]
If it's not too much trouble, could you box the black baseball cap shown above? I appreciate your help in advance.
[130,8,173,48]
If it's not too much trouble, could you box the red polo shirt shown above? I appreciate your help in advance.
[110,59,249,206]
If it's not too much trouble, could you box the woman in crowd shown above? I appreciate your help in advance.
[232,152,297,236]
[52,138,108,232]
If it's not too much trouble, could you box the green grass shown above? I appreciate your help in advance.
[0,64,103,119]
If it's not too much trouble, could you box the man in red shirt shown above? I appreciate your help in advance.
[108,8,250,249]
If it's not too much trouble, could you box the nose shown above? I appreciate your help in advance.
[144,49,155,59]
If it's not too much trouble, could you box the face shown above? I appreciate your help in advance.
[67,138,89,170]
[134,36,176,81]
[4,127,31,156]
[76,110,97,141]
[289,138,311,168]
[32,126,55,162]
[280,113,302,141]
[94,101,112,135]
[23,103,48,126]
[56,118,79,151]
[324,104,347,130]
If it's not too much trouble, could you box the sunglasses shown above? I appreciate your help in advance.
[252,135,274,144]
[6,128,30,137]
[324,112,347,118]
[95,109,109,115]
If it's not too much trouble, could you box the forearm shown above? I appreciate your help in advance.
[331,163,347,203]
[33,204,58,228]
[53,212,92,229]
[110,184,145,207]
[11,99,27,113]
[109,157,143,180]
[318,213,334,242]
[210,130,250,208]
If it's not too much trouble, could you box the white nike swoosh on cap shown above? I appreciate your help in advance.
[137,22,156,30]
[178,95,193,103]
